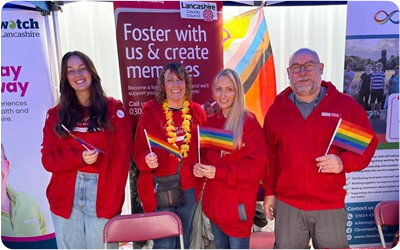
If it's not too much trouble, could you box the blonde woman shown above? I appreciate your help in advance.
[194,69,267,249]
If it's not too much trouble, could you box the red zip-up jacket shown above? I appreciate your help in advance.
[133,100,206,212]
[41,98,132,219]
[200,110,267,238]
[263,81,378,210]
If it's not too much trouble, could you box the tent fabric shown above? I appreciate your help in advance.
[3,1,51,12]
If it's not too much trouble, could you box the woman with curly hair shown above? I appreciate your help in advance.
[133,62,206,249]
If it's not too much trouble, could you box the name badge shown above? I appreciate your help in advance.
[321,112,341,118]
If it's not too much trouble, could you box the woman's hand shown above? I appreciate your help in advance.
[82,149,99,165]
[195,163,216,179]
[193,163,204,177]
[145,152,158,169]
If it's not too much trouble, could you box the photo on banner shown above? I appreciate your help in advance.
[1,9,55,248]
[344,1,399,248]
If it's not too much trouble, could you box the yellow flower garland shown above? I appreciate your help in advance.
[163,100,191,158]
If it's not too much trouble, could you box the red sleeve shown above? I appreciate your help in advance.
[262,110,276,196]
[191,102,207,126]
[41,107,85,173]
[109,100,132,179]
[132,102,170,172]
[213,116,267,189]
[132,105,153,173]
[338,104,378,173]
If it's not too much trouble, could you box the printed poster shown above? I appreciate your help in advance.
[344,1,399,247]
[1,9,55,248]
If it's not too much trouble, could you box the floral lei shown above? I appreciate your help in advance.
[163,100,192,158]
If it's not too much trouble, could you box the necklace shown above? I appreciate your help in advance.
[163,100,191,159]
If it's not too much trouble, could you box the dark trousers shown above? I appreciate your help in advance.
[210,221,250,249]
[359,89,370,110]
[153,188,196,249]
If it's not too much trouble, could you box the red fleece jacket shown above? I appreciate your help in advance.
[263,81,378,210]
[200,111,267,238]
[133,100,206,212]
[41,97,132,219]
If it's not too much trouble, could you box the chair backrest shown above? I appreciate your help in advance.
[374,200,399,226]
[103,211,183,244]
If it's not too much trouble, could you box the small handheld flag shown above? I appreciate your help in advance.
[199,126,234,151]
[144,129,182,159]
[331,118,374,155]
[318,118,373,172]
[61,124,105,154]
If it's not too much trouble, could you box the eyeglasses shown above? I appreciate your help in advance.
[288,62,319,74]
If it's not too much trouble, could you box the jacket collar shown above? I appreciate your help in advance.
[276,81,339,113]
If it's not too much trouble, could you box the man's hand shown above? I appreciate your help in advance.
[263,195,275,220]
[316,154,343,174]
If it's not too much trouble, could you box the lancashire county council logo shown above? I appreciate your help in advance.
[180,1,217,21]
[203,8,214,22]
[374,10,399,25]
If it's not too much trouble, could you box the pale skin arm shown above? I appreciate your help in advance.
[316,154,343,173]
[82,149,99,165]
[263,195,275,220]
[145,152,159,169]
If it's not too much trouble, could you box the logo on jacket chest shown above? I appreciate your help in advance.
[321,112,341,118]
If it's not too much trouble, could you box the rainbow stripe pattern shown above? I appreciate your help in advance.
[147,133,182,159]
[332,119,374,155]
[199,126,234,151]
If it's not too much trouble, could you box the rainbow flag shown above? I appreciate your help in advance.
[199,126,234,151]
[146,132,182,159]
[223,7,276,126]
[331,119,374,155]
[61,124,105,154]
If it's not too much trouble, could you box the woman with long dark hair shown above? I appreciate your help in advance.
[41,51,132,249]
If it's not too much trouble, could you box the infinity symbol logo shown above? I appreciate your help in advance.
[374,10,399,24]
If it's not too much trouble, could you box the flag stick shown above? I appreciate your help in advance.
[81,143,90,151]
[197,125,201,164]
[143,129,153,155]
[319,118,342,172]
[61,124,102,153]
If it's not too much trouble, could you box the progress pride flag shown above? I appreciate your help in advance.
[114,1,223,128]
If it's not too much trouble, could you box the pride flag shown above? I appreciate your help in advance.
[331,119,374,155]
[61,124,105,154]
[223,7,276,126]
[145,131,182,159]
[199,126,234,151]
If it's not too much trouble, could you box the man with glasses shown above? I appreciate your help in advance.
[262,48,378,248]
[1,143,47,237]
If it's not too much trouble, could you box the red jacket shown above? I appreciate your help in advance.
[263,81,378,210]
[200,111,267,238]
[133,100,206,212]
[41,98,132,219]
